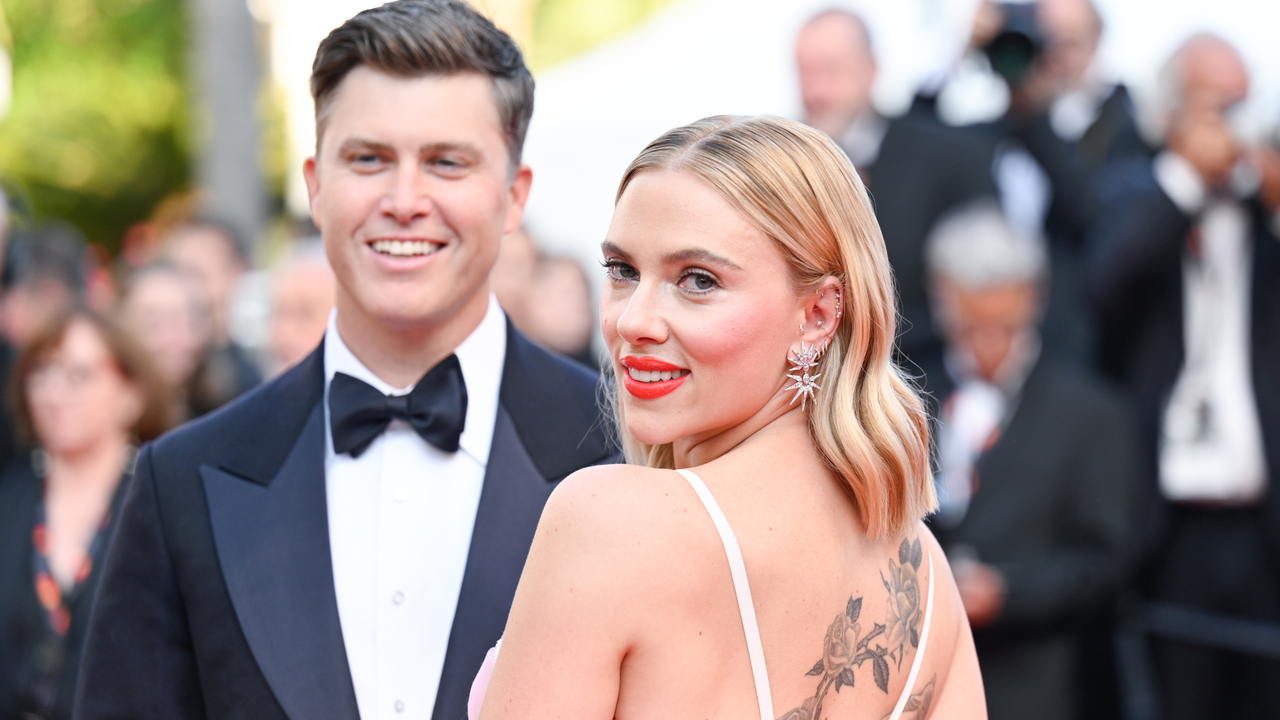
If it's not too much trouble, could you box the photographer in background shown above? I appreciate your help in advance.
[1088,34,1280,720]
[963,0,1144,370]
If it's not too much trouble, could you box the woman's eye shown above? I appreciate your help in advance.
[679,272,718,293]
[604,261,638,282]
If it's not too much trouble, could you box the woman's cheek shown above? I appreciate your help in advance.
[682,303,780,379]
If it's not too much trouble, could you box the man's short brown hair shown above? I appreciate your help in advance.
[310,0,535,165]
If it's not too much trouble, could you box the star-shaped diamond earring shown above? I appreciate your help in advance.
[785,341,824,410]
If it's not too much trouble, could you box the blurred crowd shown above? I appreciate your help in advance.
[793,3,1280,720]
[1,0,1278,718]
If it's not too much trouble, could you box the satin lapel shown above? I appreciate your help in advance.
[201,404,359,720]
[431,406,550,720]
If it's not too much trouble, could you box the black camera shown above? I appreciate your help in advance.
[981,2,1046,87]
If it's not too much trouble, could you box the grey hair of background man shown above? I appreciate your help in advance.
[925,201,1048,290]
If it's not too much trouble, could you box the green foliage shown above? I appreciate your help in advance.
[0,0,190,249]
[530,0,678,71]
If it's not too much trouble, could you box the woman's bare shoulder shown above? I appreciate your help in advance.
[534,464,719,576]
[543,464,692,531]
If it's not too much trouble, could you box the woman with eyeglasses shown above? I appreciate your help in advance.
[0,310,172,720]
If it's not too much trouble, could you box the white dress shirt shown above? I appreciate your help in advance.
[1154,153,1269,503]
[324,295,507,720]
[934,335,1040,527]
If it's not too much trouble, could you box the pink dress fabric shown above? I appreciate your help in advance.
[467,642,500,720]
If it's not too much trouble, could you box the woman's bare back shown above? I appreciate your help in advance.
[482,437,984,720]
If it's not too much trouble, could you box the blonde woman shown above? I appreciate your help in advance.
[472,116,985,719]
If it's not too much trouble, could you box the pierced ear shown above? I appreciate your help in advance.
[797,278,845,349]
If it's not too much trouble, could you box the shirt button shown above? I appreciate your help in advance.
[395,700,405,713]
[392,591,404,605]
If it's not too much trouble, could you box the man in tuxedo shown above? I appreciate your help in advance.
[1088,34,1280,720]
[924,203,1137,720]
[76,3,616,719]
[794,9,998,388]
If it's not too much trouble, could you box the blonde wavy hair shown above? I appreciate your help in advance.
[610,115,935,539]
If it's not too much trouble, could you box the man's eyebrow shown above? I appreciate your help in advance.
[333,139,483,156]
[336,138,394,155]
[418,141,482,156]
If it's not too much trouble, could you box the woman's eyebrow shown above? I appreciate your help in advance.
[600,241,631,259]
[600,242,741,271]
[662,247,742,270]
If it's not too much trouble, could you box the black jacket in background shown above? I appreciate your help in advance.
[75,321,618,720]
[930,359,1139,720]
[0,463,129,720]
[859,113,999,388]
[1086,156,1280,561]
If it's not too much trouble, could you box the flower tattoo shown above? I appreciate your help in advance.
[776,536,927,720]
[883,535,924,670]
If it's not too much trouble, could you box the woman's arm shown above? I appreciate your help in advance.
[479,465,654,720]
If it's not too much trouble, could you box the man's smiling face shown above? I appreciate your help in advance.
[305,67,530,334]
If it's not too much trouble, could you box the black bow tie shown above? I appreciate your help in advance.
[328,356,468,458]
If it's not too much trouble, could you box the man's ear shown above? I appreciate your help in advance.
[303,156,322,229]
[503,164,533,236]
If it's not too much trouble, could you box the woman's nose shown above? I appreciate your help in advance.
[613,282,668,347]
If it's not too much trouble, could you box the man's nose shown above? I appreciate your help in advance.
[380,165,433,224]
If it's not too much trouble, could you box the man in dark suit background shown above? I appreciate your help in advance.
[1087,33,1280,720]
[793,9,998,389]
[76,3,616,719]
[924,202,1137,720]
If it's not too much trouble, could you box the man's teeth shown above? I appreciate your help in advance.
[371,240,441,257]
[627,367,689,383]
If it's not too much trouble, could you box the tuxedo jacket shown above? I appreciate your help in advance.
[75,322,618,720]
[929,359,1138,720]
[1086,156,1280,561]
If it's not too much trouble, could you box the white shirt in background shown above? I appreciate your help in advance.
[1154,152,1269,503]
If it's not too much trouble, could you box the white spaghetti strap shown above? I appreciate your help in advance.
[887,551,936,720]
[675,469,774,720]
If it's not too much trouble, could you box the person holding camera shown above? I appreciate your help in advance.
[1088,33,1280,720]
[963,0,1147,370]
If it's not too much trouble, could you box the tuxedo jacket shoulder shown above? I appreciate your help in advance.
[76,320,617,720]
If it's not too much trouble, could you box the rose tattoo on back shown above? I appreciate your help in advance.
[776,536,927,720]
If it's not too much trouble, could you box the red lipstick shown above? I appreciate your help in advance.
[620,356,689,400]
